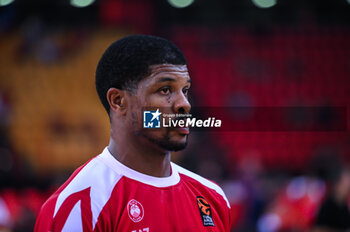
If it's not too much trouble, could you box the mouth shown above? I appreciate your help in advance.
[163,116,191,135]
[173,126,190,135]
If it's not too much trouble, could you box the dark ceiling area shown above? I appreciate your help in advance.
[1,0,350,30]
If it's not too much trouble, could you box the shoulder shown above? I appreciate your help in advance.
[172,162,230,209]
[54,152,125,210]
[35,150,124,231]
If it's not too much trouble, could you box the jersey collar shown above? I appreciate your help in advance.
[98,147,181,188]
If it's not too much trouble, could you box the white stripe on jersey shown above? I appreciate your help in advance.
[62,200,82,232]
[54,153,122,230]
[172,163,231,208]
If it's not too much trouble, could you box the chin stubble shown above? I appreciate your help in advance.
[136,130,188,152]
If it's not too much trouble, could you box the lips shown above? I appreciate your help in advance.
[163,116,191,134]
[174,127,190,135]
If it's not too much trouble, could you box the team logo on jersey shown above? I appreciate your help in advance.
[143,109,161,128]
[127,199,144,223]
[196,196,215,227]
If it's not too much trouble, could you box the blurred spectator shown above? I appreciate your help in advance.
[177,132,231,183]
[313,167,350,232]
[0,196,11,229]
[257,176,326,232]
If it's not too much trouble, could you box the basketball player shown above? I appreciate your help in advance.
[35,35,232,231]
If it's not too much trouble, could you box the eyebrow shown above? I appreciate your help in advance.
[156,77,192,84]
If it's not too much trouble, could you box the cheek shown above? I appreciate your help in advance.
[165,95,171,103]
[139,127,170,141]
[127,106,142,128]
[145,95,171,107]
[131,112,138,121]
[128,96,143,116]
[128,114,141,129]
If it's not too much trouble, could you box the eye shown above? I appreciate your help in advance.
[159,87,170,95]
[182,87,190,95]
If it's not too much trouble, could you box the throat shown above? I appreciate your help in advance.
[108,139,172,177]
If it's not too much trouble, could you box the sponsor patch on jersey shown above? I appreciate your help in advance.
[196,196,215,227]
[127,199,144,223]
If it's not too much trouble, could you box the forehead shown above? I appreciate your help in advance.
[143,64,190,83]
[149,64,188,76]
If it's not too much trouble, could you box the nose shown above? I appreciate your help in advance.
[173,91,191,114]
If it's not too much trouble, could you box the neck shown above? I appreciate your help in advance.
[108,131,172,177]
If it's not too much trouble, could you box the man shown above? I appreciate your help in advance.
[35,35,232,231]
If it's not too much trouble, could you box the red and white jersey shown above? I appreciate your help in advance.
[35,147,232,232]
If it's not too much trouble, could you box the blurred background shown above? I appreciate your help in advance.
[0,0,350,231]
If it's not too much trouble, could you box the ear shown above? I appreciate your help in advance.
[106,88,127,115]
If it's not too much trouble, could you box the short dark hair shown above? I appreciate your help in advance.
[95,35,187,114]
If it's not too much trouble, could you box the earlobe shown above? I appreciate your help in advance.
[106,88,127,115]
